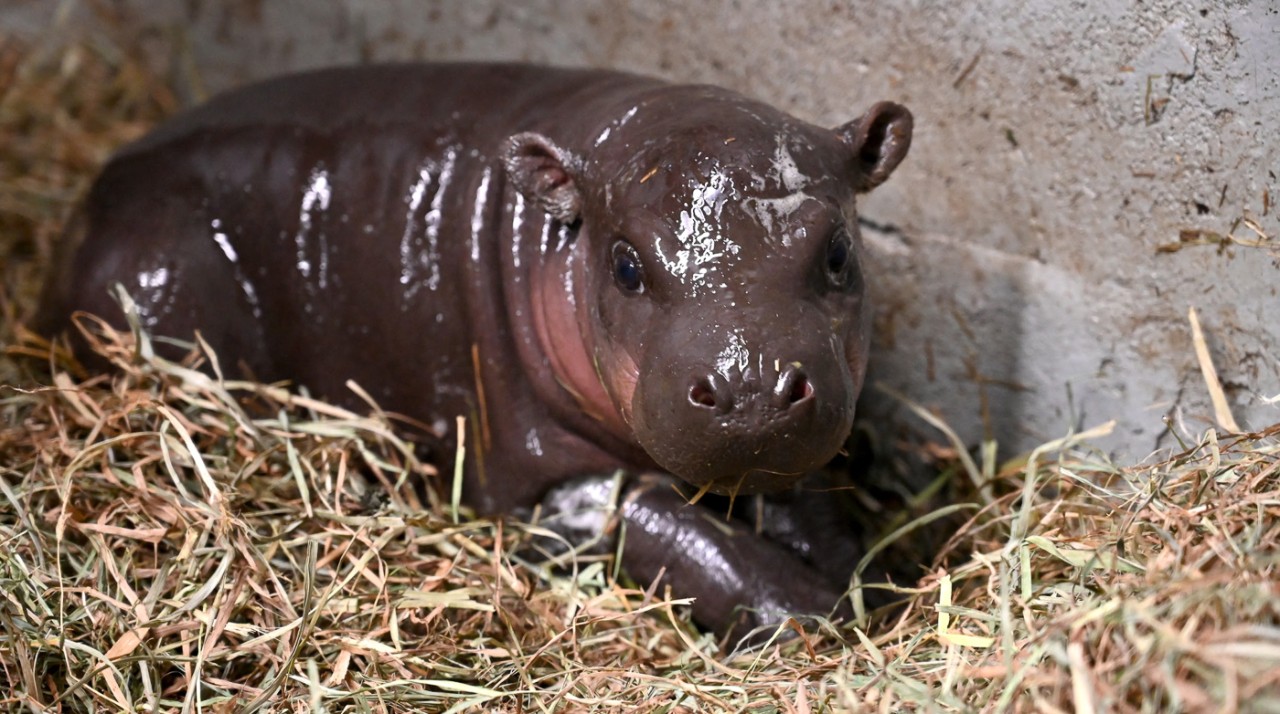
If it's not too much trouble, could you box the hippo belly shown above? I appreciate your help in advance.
[36,62,912,641]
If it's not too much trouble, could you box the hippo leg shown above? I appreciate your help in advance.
[36,177,270,375]
[533,474,848,644]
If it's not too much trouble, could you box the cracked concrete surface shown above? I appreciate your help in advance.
[7,0,1278,460]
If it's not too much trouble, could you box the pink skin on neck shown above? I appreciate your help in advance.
[530,243,639,443]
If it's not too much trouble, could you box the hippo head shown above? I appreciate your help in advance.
[504,86,911,496]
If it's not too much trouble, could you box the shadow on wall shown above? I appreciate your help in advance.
[855,222,1032,477]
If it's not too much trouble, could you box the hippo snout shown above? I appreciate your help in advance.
[632,335,856,495]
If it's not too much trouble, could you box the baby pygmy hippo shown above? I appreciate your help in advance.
[37,63,912,640]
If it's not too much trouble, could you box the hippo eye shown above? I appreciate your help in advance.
[825,227,858,288]
[611,240,646,294]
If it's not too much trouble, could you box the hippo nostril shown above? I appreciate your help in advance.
[776,365,813,408]
[789,374,813,404]
[689,377,718,409]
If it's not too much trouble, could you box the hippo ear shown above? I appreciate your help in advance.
[503,132,584,224]
[836,102,913,193]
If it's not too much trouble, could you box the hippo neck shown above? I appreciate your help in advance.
[499,191,646,462]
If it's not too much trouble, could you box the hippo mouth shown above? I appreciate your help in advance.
[650,445,839,501]
[699,467,812,497]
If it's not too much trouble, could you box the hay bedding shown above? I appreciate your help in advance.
[2,30,1279,714]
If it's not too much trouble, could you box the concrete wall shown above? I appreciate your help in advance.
[9,0,1279,459]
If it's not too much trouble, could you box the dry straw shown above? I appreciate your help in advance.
[2,24,1278,714]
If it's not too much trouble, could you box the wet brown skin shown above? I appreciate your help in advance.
[36,63,912,643]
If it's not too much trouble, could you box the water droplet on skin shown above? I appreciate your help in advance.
[295,166,332,284]
[399,149,454,299]
[212,232,237,262]
[511,192,526,269]
[525,428,544,457]
[469,167,493,265]
[656,165,741,296]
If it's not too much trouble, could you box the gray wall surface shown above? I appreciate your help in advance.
[9,0,1279,460]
